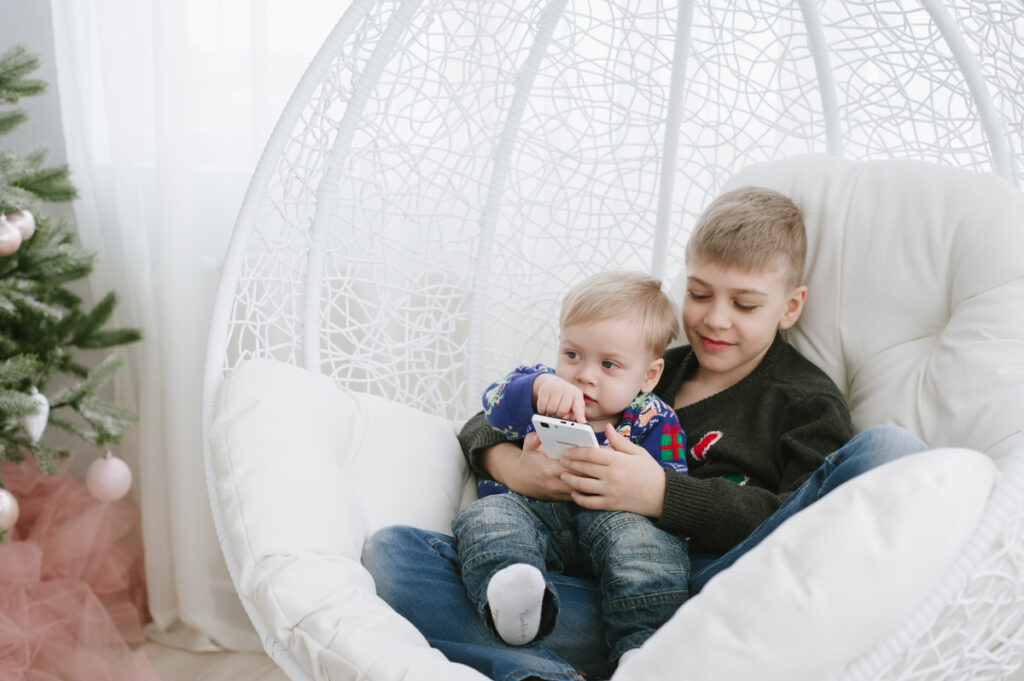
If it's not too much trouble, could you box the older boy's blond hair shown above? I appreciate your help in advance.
[686,186,806,289]
[560,271,679,357]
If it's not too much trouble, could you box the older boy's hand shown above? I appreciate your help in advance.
[533,373,587,423]
[484,433,574,501]
[560,425,666,518]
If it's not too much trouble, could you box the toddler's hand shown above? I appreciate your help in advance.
[533,373,587,423]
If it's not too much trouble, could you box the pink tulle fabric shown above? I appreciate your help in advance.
[0,458,159,681]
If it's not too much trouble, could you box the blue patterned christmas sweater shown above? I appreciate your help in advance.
[478,364,687,497]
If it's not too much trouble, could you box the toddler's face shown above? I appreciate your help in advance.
[555,316,662,429]
[682,256,806,388]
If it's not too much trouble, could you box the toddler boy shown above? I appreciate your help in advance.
[452,271,688,667]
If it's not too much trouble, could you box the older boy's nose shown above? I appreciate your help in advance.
[705,302,731,329]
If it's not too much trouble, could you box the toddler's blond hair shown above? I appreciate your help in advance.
[560,271,679,357]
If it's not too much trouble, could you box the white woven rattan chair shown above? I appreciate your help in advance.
[203,2,1024,680]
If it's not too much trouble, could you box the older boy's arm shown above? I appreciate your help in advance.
[657,474,784,554]
[458,410,507,478]
[657,392,853,554]
[775,393,854,494]
[458,411,573,501]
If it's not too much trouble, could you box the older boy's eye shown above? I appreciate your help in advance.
[735,302,757,312]
[687,290,710,301]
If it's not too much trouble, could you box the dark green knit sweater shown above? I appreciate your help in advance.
[458,334,853,554]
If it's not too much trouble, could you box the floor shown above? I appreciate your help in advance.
[142,642,288,681]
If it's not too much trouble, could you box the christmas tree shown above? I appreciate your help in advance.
[0,45,141,493]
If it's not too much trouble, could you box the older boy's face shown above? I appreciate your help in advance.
[682,257,806,389]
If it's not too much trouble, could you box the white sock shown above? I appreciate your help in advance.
[486,563,545,646]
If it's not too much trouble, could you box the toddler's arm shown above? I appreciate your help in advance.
[482,365,554,438]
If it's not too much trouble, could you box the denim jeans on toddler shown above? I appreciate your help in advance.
[451,492,690,667]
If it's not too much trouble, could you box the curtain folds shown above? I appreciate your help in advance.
[48,0,337,651]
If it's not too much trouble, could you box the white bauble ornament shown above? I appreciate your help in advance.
[5,210,36,241]
[21,387,49,443]
[0,218,22,256]
[0,488,19,536]
[86,452,133,501]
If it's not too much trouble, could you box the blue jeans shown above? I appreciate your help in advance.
[361,425,927,681]
[451,493,689,665]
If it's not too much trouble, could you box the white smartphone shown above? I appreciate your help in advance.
[531,414,599,459]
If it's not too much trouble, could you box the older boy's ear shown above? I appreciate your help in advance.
[778,285,808,330]
[642,357,665,393]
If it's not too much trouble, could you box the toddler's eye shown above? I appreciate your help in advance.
[601,360,618,370]
[565,350,580,360]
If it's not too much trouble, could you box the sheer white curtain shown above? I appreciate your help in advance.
[49,0,339,651]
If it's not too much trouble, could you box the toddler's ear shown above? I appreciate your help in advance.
[778,285,808,330]
[642,357,665,393]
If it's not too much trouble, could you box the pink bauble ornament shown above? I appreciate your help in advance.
[0,219,22,256]
[86,452,133,501]
[0,488,18,534]
[6,210,36,241]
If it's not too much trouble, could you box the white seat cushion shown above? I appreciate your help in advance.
[614,447,997,681]
[208,358,485,680]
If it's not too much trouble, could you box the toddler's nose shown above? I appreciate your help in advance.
[576,363,598,385]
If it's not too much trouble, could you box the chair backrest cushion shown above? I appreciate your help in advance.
[724,156,1024,458]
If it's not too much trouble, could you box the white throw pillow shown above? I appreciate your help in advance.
[208,358,483,681]
[614,447,996,681]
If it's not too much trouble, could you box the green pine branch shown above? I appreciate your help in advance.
[0,355,41,385]
[11,163,76,203]
[0,110,26,136]
[50,354,123,407]
[47,414,99,446]
[25,439,65,474]
[0,45,45,103]
[0,388,40,416]
[71,291,142,348]
[0,150,75,208]
[76,397,136,443]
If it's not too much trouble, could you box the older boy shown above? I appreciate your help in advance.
[453,272,688,667]
[362,187,927,681]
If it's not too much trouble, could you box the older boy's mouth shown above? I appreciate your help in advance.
[699,336,734,351]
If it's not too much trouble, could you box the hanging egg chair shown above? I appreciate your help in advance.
[203,1,1024,679]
